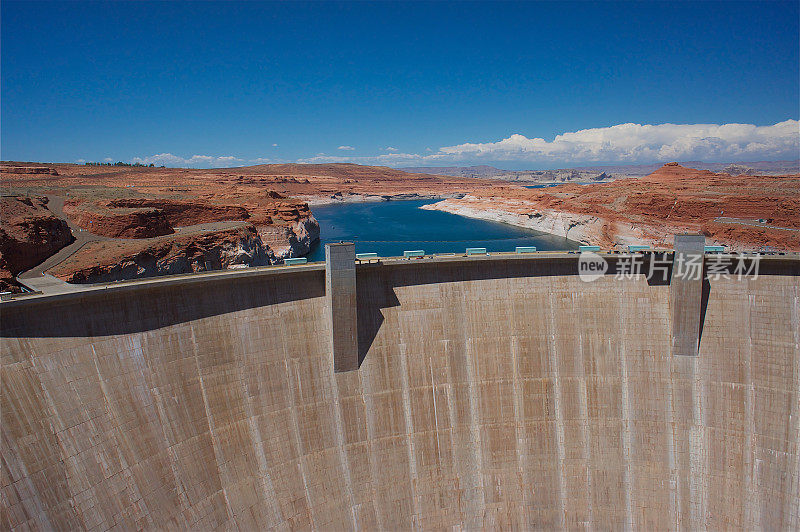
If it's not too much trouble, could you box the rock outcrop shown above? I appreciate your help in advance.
[0,196,74,291]
[53,226,276,284]
[106,199,250,226]
[63,202,175,238]
[259,215,321,260]
[50,213,321,284]
[62,199,254,238]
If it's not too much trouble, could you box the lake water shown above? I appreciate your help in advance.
[306,199,578,261]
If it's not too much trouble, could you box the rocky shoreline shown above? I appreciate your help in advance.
[421,198,660,247]
[421,163,800,251]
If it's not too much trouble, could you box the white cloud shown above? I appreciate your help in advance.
[300,119,799,167]
[130,153,246,168]
[434,119,799,164]
[124,119,798,169]
[271,143,278,147]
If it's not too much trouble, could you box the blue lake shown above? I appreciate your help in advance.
[306,199,578,261]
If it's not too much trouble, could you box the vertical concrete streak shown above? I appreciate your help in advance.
[748,292,766,529]
[688,354,704,528]
[577,331,595,529]
[615,288,636,532]
[358,357,385,531]
[90,346,113,417]
[442,339,461,515]
[463,337,486,520]
[665,354,680,530]
[618,337,635,532]
[328,372,358,530]
[547,291,568,529]
[397,344,420,528]
[189,325,234,522]
[789,288,800,529]
[510,336,529,529]
[281,356,315,528]
[743,298,758,529]
[429,357,442,467]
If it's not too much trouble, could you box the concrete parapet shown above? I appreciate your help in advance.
[671,234,705,356]
[326,242,358,371]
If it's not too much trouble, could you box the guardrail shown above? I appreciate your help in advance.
[284,257,308,265]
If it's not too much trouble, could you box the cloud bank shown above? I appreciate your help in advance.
[299,119,799,166]
[122,119,797,169]
[436,119,799,163]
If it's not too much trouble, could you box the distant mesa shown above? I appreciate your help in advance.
[402,159,800,183]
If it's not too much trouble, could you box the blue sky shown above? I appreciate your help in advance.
[2,1,798,169]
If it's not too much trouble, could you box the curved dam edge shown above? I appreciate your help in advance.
[2,255,799,530]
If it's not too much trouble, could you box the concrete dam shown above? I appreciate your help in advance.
[2,247,799,530]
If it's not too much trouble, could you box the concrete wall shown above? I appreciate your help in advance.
[2,257,799,530]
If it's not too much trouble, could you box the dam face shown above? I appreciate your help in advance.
[2,257,799,530]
